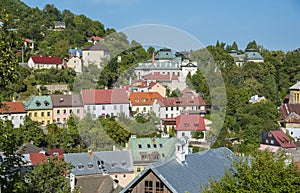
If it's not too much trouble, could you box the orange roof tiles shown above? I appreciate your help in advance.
[0,102,26,114]
[129,92,163,106]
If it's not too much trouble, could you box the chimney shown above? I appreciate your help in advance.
[175,139,189,163]
[88,148,93,160]
[152,51,155,64]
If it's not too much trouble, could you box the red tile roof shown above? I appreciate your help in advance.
[129,92,163,106]
[29,153,48,165]
[270,130,296,148]
[175,114,206,131]
[144,72,179,81]
[82,89,129,105]
[0,102,26,113]
[279,104,300,123]
[48,148,64,156]
[90,36,104,41]
[157,96,206,107]
[30,56,62,64]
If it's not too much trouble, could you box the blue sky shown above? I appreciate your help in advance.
[21,0,300,51]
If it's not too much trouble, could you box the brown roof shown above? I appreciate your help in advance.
[175,114,206,131]
[157,96,206,107]
[270,130,296,148]
[144,72,179,81]
[51,94,83,107]
[0,102,26,114]
[76,175,122,193]
[30,153,48,165]
[279,104,300,123]
[129,92,163,106]
[82,89,129,105]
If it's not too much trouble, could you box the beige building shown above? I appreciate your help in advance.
[82,43,110,69]
[67,57,83,73]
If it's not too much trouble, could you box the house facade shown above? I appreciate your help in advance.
[67,57,83,73]
[175,114,206,142]
[51,94,84,125]
[0,102,26,128]
[135,48,197,90]
[23,96,53,126]
[129,92,163,115]
[153,96,206,130]
[279,103,300,141]
[128,137,179,176]
[82,43,110,69]
[81,89,130,119]
[260,130,297,152]
[289,81,300,104]
[27,56,63,69]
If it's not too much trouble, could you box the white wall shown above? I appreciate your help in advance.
[84,104,129,119]
[0,113,26,128]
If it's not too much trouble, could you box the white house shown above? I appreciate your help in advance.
[228,49,264,67]
[153,95,206,130]
[81,89,129,119]
[0,102,26,128]
[27,56,63,69]
[67,57,83,73]
[135,48,197,90]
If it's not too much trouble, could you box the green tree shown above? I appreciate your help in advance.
[246,40,258,50]
[201,150,300,193]
[26,156,75,193]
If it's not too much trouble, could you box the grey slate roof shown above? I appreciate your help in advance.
[121,147,235,193]
[83,43,109,51]
[64,150,133,176]
[290,81,300,90]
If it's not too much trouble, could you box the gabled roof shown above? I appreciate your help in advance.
[89,36,104,41]
[129,137,179,164]
[82,43,109,51]
[129,92,163,106]
[279,103,300,123]
[16,143,47,154]
[76,175,122,193]
[81,89,129,105]
[270,130,296,148]
[175,114,206,131]
[245,50,264,60]
[121,147,235,193]
[30,56,62,64]
[0,102,26,114]
[157,96,206,107]
[144,72,179,81]
[181,87,197,97]
[154,48,176,60]
[64,150,133,176]
[51,94,83,108]
[23,96,52,110]
[290,81,300,90]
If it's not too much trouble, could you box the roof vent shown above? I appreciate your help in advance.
[59,98,64,102]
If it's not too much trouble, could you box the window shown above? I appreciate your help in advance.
[20,116,23,120]
[57,110,60,114]
[114,105,117,110]
[69,109,72,114]
[57,118,60,122]
[270,139,274,144]
[102,106,105,110]
[63,109,67,114]
[34,112,37,117]
[120,105,123,111]
[87,106,90,111]
[147,144,151,148]
[171,107,173,111]
[47,112,50,116]
[153,144,157,148]
[166,114,168,118]
[47,120,50,124]
[176,107,179,111]
[41,112,44,117]
[182,132,185,136]
[154,154,159,160]
[29,113,32,117]
[166,107,168,111]
[266,139,269,144]
[123,175,126,178]
[159,144,163,148]
[194,123,199,127]
[138,144,142,149]
[156,181,164,193]
[42,121,45,125]
[145,181,153,193]
[143,107,146,112]
[93,106,96,110]
[77,109,80,114]
[63,118,66,122]
[137,167,141,172]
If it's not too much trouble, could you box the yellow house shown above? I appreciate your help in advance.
[23,96,53,126]
[148,82,167,97]
[289,81,300,104]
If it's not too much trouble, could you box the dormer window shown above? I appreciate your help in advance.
[44,101,49,106]
[121,161,127,167]
[59,98,64,103]
[184,123,189,127]
[36,101,41,106]
[194,124,199,127]
[111,162,116,167]
[78,163,84,169]
[87,162,93,168]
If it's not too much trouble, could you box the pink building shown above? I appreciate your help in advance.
[51,94,84,125]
